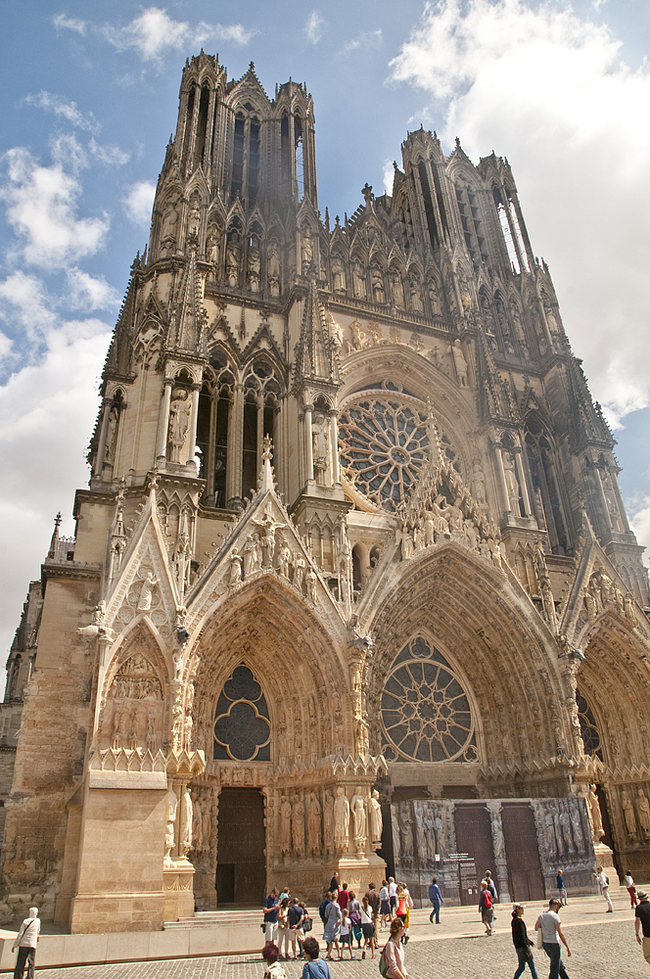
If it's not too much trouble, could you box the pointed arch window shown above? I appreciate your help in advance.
[576,688,603,761]
[214,664,271,761]
[230,106,262,202]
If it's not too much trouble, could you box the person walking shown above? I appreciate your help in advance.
[379,880,391,929]
[323,891,341,960]
[478,879,494,936]
[624,870,637,908]
[388,877,398,915]
[635,889,650,965]
[535,897,571,979]
[511,904,539,979]
[365,882,380,933]
[380,917,409,979]
[360,895,377,959]
[595,866,614,912]
[12,907,40,979]
[556,870,567,906]
[428,876,443,923]
[347,890,362,950]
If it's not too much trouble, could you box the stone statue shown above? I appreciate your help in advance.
[202,796,211,847]
[409,277,423,312]
[292,795,305,850]
[301,228,313,272]
[622,788,637,839]
[168,389,191,461]
[277,542,291,578]
[146,706,157,751]
[111,703,130,749]
[427,280,440,314]
[351,787,367,846]
[503,453,520,512]
[390,270,405,307]
[332,256,346,292]
[229,548,242,585]
[636,789,650,839]
[306,568,317,602]
[268,246,281,297]
[279,795,292,855]
[192,794,203,850]
[247,244,261,293]
[352,261,366,298]
[324,790,335,849]
[308,792,322,854]
[587,784,605,841]
[451,339,468,387]
[137,571,158,612]
[294,555,306,590]
[243,536,258,577]
[161,197,179,248]
[370,789,382,845]
[187,198,200,237]
[334,786,350,847]
[471,462,487,505]
[164,786,178,865]
[312,413,329,483]
[226,240,240,288]
[371,267,385,303]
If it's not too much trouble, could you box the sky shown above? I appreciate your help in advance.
[1,0,650,655]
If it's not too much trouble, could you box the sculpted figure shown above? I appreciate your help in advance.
[229,548,242,585]
[247,244,261,293]
[180,786,193,856]
[306,568,317,602]
[324,790,335,849]
[352,260,366,298]
[165,786,178,864]
[334,786,350,847]
[187,198,201,237]
[311,413,329,482]
[371,267,386,303]
[636,789,650,838]
[111,703,130,749]
[427,279,440,314]
[409,277,423,312]
[503,453,520,512]
[390,270,405,307]
[168,389,191,460]
[451,339,468,387]
[202,797,211,847]
[146,706,157,751]
[471,462,487,505]
[192,794,203,850]
[351,787,367,846]
[587,784,605,841]
[301,228,313,272]
[226,240,241,288]
[137,571,158,612]
[277,542,291,578]
[268,246,280,297]
[370,789,383,844]
[279,795,292,855]
[332,256,346,292]
[294,555,306,590]
[308,792,322,854]
[622,789,637,839]
[243,536,257,577]
[292,795,305,850]
[161,197,179,246]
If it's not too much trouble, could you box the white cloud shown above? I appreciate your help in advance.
[1,144,109,271]
[122,181,156,227]
[627,493,650,568]
[88,138,130,167]
[23,91,99,134]
[65,268,120,311]
[305,12,325,45]
[0,271,57,346]
[342,29,383,54]
[388,0,650,426]
[100,6,256,64]
[383,158,395,196]
[52,12,86,35]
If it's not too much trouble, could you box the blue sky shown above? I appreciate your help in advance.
[1,0,650,652]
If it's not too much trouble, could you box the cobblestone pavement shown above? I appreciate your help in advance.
[36,896,648,979]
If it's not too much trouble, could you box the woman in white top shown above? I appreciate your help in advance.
[625,870,637,908]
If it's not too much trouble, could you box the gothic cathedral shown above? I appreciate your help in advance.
[2,53,650,932]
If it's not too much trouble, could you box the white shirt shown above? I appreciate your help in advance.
[13,917,40,949]
[389,881,398,897]
[537,910,561,944]
[597,871,609,889]
[625,874,635,888]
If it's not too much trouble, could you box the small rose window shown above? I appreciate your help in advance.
[214,664,270,761]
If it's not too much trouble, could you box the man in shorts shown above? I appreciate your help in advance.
[635,890,650,965]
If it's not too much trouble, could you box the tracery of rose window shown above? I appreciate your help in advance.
[338,396,430,511]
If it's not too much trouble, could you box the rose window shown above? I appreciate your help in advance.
[381,636,477,763]
[338,397,430,510]
[214,664,270,762]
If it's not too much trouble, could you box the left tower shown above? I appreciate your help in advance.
[1,54,385,932]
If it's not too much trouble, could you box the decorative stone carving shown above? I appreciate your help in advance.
[370,789,383,846]
[334,786,350,847]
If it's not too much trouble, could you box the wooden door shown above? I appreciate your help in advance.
[216,787,265,905]
[501,803,544,901]
[453,804,495,905]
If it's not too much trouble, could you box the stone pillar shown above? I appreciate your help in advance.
[494,445,511,515]
[93,397,112,479]
[226,383,244,507]
[329,410,340,484]
[304,404,314,483]
[186,384,201,469]
[156,379,174,463]
[514,449,532,516]
[486,800,511,903]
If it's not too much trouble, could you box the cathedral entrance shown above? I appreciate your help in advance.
[501,803,544,901]
[453,804,495,905]
[216,788,265,905]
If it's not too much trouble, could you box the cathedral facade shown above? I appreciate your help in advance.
[2,52,650,932]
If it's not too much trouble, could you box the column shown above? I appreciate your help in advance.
[329,411,340,484]
[156,379,174,463]
[226,383,244,506]
[205,396,217,498]
[256,398,264,472]
[493,445,511,514]
[513,449,532,516]
[93,397,112,479]
[486,800,511,904]
[186,384,201,469]
[304,404,314,483]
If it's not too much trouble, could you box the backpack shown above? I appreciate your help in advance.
[378,946,389,978]
[605,874,609,885]
[482,890,492,909]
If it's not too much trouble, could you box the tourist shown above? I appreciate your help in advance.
[485,870,498,903]
[365,882,381,931]
[360,894,377,959]
[403,883,414,942]
[395,882,408,927]
[479,879,494,936]
[428,875,443,923]
[511,904,538,979]
[381,918,409,979]
[379,880,391,928]
[338,881,350,911]
[329,872,339,894]
[388,876,398,914]
[11,906,40,979]
[348,890,362,949]
[288,897,305,960]
[594,866,614,912]
[318,890,331,925]
[263,888,280,943]
[262,941,288,979]
[556,869,567,906]
[277,898,291,960]
[339,908,356,959]
[535,897,571,979]
[323,890,341,960]
[296,902,309,958]
[302,936,332,979]
[634,890,650,965]
[624,870,637,908]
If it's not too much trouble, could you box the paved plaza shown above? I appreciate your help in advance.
[32,891,648,979]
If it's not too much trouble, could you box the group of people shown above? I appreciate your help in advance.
[263,887,311,961]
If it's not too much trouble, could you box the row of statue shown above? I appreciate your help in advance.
[229,531,318,602]
[584,569,636,622]
[621,786,650,841]
[109,702,158,751]
[164,783,193,865]
[278,787,382,858]
[397,492,504,567]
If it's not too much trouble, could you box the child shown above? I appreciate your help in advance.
[339,908,356,959]
[360,894,377,959]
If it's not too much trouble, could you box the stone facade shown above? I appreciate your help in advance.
[2,52,650,930]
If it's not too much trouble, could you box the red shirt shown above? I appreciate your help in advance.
[338,890,350,910]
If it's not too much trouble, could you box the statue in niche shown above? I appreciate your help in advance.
[371,267,385,304]
[334,786,350,847]
[332,256,346,292]
[277,542,291,578]
[279,795,292,855]
[308,792,322,854]
[226,238,241,288]
[390,270,405,308]
[471,462,487,505]
[229,547,242,585]
[202,796,211,846]
[301,228,313,273]
[428,280,440,315]
[351,787,367,846]
[350,322,365,350]
[294,555,306,591]
[352,260,366,298]
[370,790,382,845]
[164,786,178,865]
[636,789,650,839]
[168,389,191,461]
[180,786,193,856]
[397,804,414,864]
[243,536,258,577]
[586,784,605,842]
[409,277,423,312]
[137,570,158,612]
[451,339,468,387]
[312,413,329,484]
[104,404,120,466]
[306,568,317,602]
[268,245,280,297]
[146,706,157,751]
[130,703,146,747]
[206,228,219,269]
[622,788,637,839]
[187,197,201,238]
[247,243,261,293]
[503,453,520,511]
[324,791,335,849]
[192,793,203,850]
[111,703,130,749]
[161,197,179,251]
[292,795,305,851]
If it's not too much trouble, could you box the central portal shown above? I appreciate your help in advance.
[216,787,266,905]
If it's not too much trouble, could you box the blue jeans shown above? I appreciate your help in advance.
[543,942,569,979]
[513,946,539,979]
[430,899,441,923]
